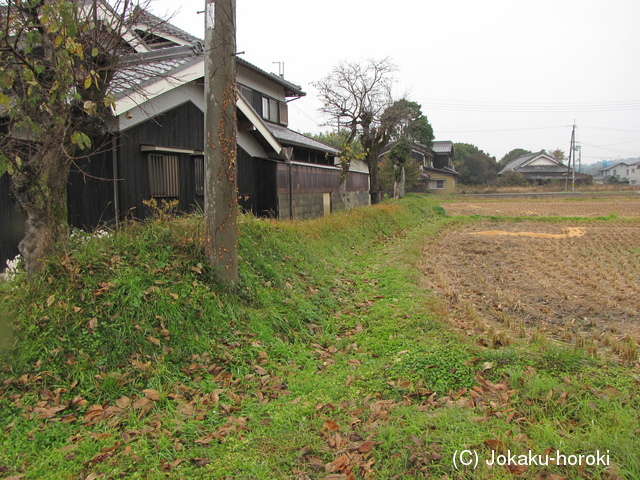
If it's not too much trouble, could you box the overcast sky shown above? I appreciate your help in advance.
[149,0,640,164]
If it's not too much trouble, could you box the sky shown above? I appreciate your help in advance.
[148,0,640,164]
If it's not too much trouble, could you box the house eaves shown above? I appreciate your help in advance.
[264,123,340,155]
[432,140,454,154]
[237,58,305,98]
[499,151,547,174]
[237,96,282,155]
[112,44,204,115]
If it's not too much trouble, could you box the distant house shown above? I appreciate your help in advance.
[0,8,370,268]
[596,161,640,184]
[379,140,458,195]
[499,151,575,183]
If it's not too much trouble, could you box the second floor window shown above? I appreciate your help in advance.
[262,96,279,123]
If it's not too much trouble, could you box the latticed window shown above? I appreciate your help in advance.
[148,153,179,197]
[194,155,204,196]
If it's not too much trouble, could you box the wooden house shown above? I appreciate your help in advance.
[498,151,573,183]
[380,140,458,195]
[0,9,370,268]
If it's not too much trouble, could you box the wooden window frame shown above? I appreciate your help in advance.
[148,152,180,198]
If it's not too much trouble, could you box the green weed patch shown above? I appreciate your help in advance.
[1,194,638,479]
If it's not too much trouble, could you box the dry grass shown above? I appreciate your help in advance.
[443,197,640,217]
[457,183,639,195]
[422,218,640,362]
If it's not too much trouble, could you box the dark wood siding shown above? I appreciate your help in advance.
[67,142,116,230]
[0,174,25,268]
[116,101,204,219]
[237,148,278,217]
[276,163,368,195]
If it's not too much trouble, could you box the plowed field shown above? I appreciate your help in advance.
[423,213,640,360]
[443,197,640,217]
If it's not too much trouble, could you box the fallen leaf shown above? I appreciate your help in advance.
[484,438,504,452]
[357,440,377,453]
[132,397,151,410]
[482,361,494,371]
[83,404,104,423]
[115,396,131,409]
[330,454,351,472]
[88,317,98,331]
[143,389,160,401]
[323,419,341,431]
[506,464,528,475]
[253,365,268,375]
[146,336,161,347]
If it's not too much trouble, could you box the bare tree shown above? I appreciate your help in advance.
[314,58,396,204]
[0,0,146,274]
[204,0,238,286]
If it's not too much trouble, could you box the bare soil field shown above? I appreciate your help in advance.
[423,218,640,360]
[443,197,640,217]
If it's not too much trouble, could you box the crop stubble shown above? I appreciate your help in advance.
[423,206,640,357]
[444,197,640,218]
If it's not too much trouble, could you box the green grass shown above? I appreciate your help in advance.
[1,194,638,479]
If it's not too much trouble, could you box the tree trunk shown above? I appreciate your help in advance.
[204,0,238,286]
[14,149,71,275]
[339,161,352,210]
[393,165,405,199]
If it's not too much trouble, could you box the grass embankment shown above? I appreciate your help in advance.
[0,195,638,479]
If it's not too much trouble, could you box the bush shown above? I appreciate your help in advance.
[497,170,527,187]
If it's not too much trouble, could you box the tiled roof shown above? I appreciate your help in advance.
[134,8,202,46]
[433,140,453,153]
[499,151,541,174]
[265,123,340,154]
[237,58,305,98]
[112,43,203,100]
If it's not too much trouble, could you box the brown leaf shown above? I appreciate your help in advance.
[253,365,268,375]
[330,454,351,472]
[132,397,152,411]
[143,389,161,402]
[506,464,528,475]
[146,336,161,347]
[115,396,131,409]
[88,317,98,331]
[83,404,104,423]
[34,405,67,419]
[194,435,214,445]
[323,419,341,431]
[483,438,504,452]
[46,295,56,307]
[357,440,377,453]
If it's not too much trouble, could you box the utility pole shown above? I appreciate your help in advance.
[204,0,239,286]
[565,123,576,192]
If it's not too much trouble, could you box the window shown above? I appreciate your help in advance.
[261,96,279,123]
[148,153,179,197]
[238,84,253,102]
[429,179,445,189]
[194,155,204,196]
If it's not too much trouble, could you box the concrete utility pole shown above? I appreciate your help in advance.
[204,0,238,286]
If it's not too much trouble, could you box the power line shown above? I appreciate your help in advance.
[437,125,570,134]
[417,99,640,113]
